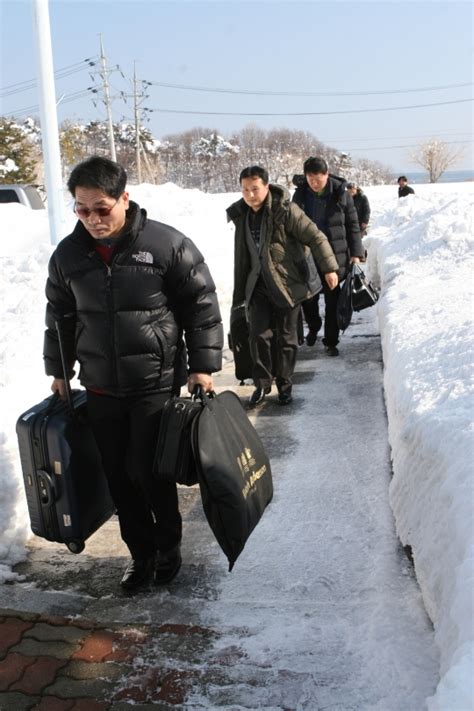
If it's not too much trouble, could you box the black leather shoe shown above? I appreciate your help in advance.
[305,330,318,346]
[325,345,339,357]
[155,545,182,585]
[248,386,271,408]
[278,389,293,405]
[120,556,156,590]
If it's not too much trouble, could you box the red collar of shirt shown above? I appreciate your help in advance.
[94,239,117,265]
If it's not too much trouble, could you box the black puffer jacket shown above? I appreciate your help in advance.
[353,188,371,227]
[292,175,364,280]
[44,202,223,396]
[398,184,415,198]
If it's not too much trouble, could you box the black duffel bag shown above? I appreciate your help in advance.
[191,388,273,571]
[351,263,379,312]
[337,264,379,331]
[153,395,202,486]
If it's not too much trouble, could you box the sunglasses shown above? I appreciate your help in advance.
[74,198,118,219]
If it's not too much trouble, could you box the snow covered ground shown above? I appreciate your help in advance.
[0,179,472,708]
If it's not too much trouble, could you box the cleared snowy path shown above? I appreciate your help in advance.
[1,309,439,709]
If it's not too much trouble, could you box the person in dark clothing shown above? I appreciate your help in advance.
[292,157,364,355]
[44,156,223,592]
[227,165,338,407]
[398,176,415,198]
[347,183,370,236]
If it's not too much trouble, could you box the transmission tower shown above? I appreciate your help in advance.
[88,36,123,161]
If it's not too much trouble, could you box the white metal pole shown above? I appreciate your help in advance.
[32,0,67,246]
[100,35,116,161]
[134,63,142,184]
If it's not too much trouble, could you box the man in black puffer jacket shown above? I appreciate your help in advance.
[292,157,364,355]
[44,156,223,591]
[347,183,371,236]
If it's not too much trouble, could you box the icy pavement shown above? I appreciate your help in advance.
[0,309,439,710]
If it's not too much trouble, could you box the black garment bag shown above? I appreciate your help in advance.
[336,269,354,332]
[191,388,273,571]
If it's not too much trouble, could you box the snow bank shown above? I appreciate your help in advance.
[365,182,474,709]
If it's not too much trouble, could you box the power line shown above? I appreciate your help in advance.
[323,130,473,143]
[344,139,473,152]
[7,88,97,116]
[149,80,472,98]
[0,58,99,98]
[148,97,473,117]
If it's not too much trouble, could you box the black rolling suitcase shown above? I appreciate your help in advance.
[228,304,252,383]
[228,304,305,384]
[16,392,115,552]
[15,321,115,553]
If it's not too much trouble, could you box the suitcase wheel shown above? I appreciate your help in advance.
[67,539,85,554]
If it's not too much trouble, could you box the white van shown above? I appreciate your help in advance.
[0,184,45,209]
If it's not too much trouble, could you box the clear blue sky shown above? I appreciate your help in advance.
[1,0,473,174]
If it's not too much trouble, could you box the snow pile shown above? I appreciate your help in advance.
[365,183,474,709]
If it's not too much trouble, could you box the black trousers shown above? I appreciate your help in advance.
[302,283,341,347]
[248,283,300,393]
[87,390,182,560]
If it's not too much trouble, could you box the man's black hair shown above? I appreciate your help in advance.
[67,156,127,198]
[303,156,328,175]
[397,175,408,183]
[239,165,269,184]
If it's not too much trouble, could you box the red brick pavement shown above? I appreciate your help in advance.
[0,610,216,708]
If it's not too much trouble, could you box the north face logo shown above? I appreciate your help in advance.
[131,251,153,264]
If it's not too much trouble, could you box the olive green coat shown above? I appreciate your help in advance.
[227,184,338,309]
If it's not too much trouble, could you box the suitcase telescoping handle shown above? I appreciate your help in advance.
[55,319,75,416]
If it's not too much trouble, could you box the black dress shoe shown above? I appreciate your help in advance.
[325,345,339,357]
[120,556,156,590]
[155,545,182,585]
[248,386,271,408]
[305,330,318,346]
[278,389,293,405]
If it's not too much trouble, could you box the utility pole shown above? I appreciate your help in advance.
[133,63,142,184]
[99,34,116,161]
[32,0,66,246]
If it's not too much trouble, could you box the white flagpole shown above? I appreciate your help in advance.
[32,0,66,246]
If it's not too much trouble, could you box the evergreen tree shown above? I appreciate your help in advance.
[0,118,37,184]
[60,120,88,178]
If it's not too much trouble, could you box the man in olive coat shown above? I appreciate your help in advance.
[227,165,338,407]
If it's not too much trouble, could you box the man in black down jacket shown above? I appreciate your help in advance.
[347,183,371,236]
[397,175,415,198]
[292,157,364,355]
[44,156,223,591]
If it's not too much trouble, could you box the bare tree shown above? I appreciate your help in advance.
[410,139,464,183]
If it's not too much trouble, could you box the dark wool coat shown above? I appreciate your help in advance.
[398,185,415,198]
[44,202,223,396]
[227,184,339,309]
[353,189,371,226]
[292,175,364,280]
